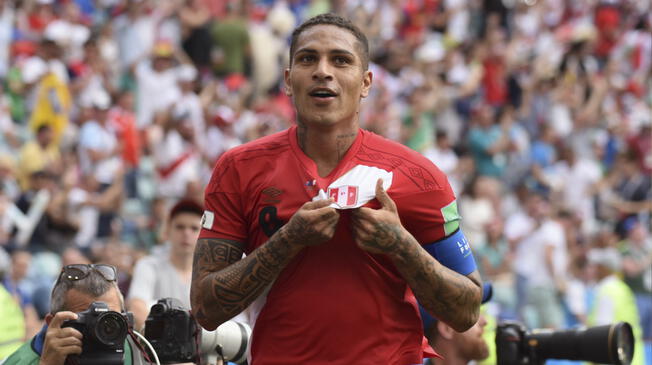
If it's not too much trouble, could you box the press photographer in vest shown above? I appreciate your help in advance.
[2,263,146,365]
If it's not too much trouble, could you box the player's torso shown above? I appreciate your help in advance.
[235,128,436,364]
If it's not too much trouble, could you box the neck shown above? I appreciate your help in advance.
[431,342,470,365]
[296,122,359,177]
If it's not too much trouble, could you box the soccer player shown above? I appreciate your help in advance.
[191,13,482,365]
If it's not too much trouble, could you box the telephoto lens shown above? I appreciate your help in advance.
[526,322,634,364]
[496,321,635,365]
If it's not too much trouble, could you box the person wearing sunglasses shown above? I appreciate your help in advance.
[2,263,147,365]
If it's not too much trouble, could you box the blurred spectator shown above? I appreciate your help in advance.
[127,199,202,330]
[0,249,25,359]
[619,218,652,348]
[587,247,645,365]
[459,176,499,250]
[2,250,39,338]
[78,90,122,184]
[423,131,458,183]
[467,103,510,178]
[154,106,202,202]
[476,217,515,319]
[23,40,71,144]
[506,192,565,329]
[210,3,251,77]
[17,124,61,191]
[108,90,140,198]
[0,0,14,78]
[43,2,90,63]
[133,41,187,129]
[114,0,159,72]
[179,0,213,74]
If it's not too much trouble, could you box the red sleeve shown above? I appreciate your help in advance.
[199,152,248,242]
[397,171,458,245]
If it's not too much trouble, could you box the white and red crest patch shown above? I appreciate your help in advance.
[328,185,359,208]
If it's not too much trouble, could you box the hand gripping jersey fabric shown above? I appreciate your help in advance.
[200,126,458,365]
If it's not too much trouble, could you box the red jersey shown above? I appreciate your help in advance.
[200,126,458,365]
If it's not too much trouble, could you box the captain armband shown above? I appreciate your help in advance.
[423,229,477,275]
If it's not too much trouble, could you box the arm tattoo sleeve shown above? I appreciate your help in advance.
[387,228,483,332]
[190,232,301,329]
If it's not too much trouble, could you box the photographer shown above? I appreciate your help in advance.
[422,284,494,365]
[2,263,146,365]
[424,314,490,365]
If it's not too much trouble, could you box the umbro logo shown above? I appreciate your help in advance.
[262,187,282,204]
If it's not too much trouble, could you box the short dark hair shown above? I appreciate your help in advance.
[169,199,203,221]
[289,13,370,70]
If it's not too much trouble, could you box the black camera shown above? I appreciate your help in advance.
[62,301,130,365]
[496,321,635,365]
[144,297,251,364]
[144,297,199,364]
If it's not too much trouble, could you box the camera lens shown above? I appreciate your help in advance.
[151,303,167,315]
[95,312,128,346]
[615,322,634,365]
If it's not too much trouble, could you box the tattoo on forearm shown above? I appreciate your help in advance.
[392,236,482,331]
[365,222,402,254]
[191,234,298,326]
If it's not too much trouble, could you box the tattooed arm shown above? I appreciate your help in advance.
[351,180,482,332]
[191,198,339,330]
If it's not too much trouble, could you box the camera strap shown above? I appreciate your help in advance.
[127,329,154,365]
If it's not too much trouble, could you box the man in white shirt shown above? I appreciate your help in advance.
[77,90,122,186]
[127,199,203,330]
[505,192,566,329]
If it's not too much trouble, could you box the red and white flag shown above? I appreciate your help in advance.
[328,186,358,208]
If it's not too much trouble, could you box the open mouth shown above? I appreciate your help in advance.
[309,88,338,99]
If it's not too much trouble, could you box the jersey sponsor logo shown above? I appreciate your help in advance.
[201,210,215,230]
[327,185,358,208]
[441,200,461,235]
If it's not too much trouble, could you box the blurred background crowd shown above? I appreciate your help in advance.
[0,0,650,362]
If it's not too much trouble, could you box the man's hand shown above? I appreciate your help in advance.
[281,198,340,248]
[39,312,83,365]
[351,179,406,255]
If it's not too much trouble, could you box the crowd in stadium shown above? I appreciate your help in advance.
[0,0,650,363]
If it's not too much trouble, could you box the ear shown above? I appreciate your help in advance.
[45,313,54,325]
[437,320,455,340]
[283,68,292,96]
[360,70,373,98]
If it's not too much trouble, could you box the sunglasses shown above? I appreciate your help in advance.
[57,264,117,283]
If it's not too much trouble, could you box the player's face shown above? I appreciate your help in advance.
[455,314,489,361]
[285,25,372,128]
[167,212,201,255]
